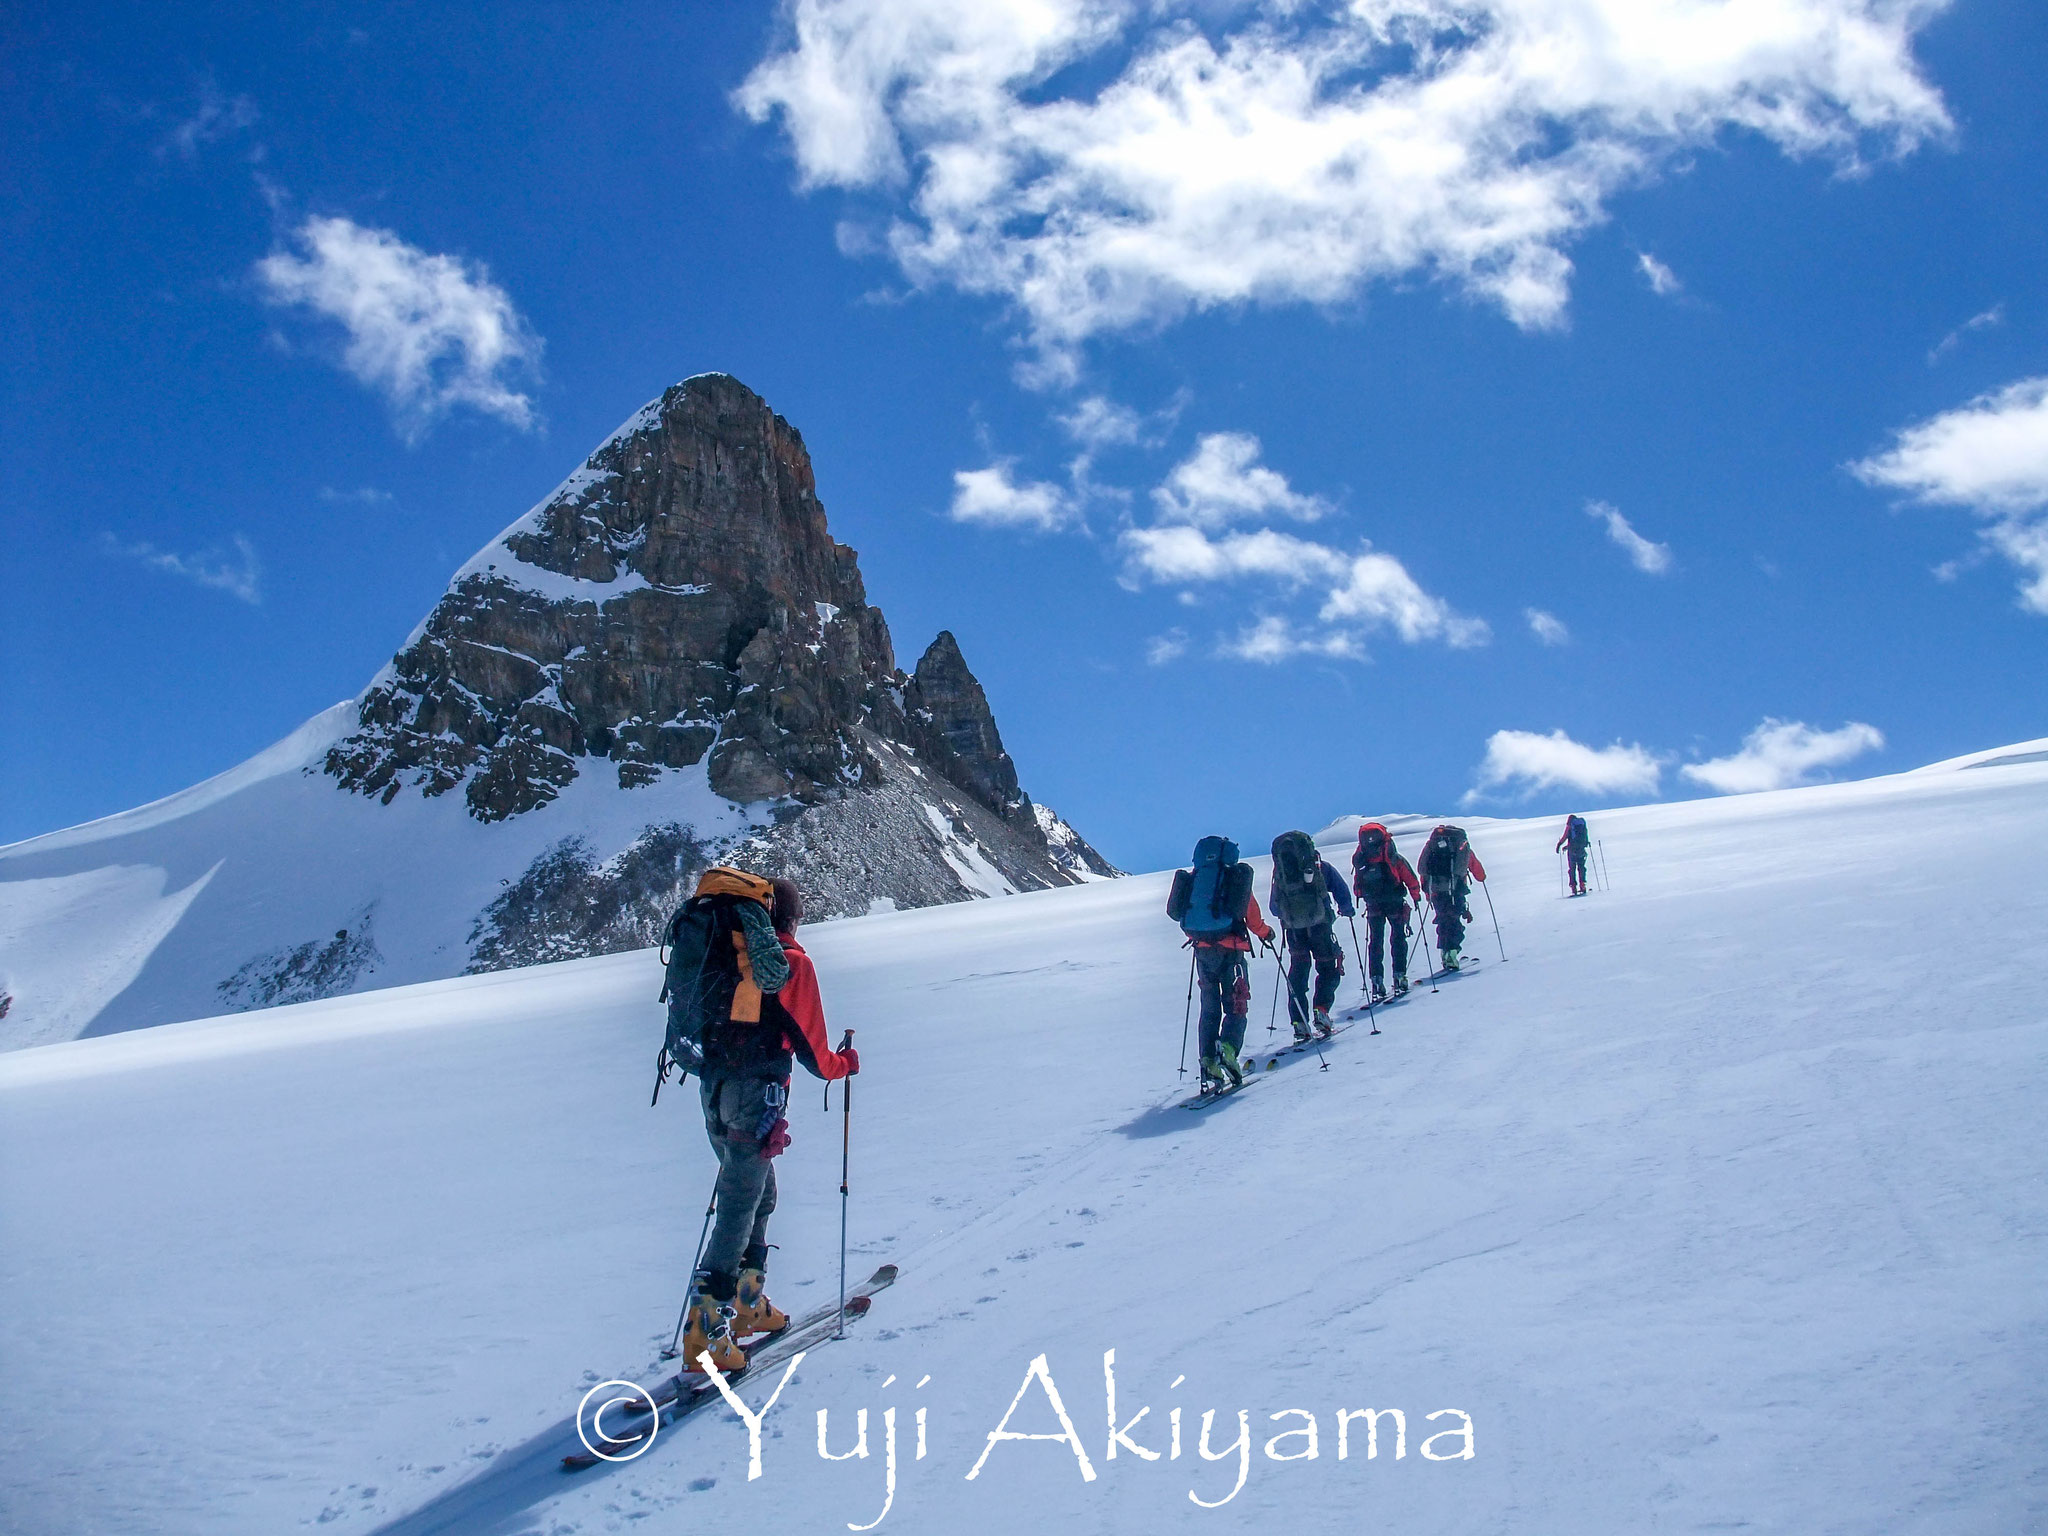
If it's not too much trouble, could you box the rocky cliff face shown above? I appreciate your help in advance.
[323,372,1116,961]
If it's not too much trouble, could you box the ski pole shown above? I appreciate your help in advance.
[661,1188,719,1359]
[1480,878,1508,962]
[1557,848,1566,898]
[1414,902,1441,993]
[1178,947,1196,1078]
[1345,913,1378,1035]
[1265,944,1283,1037]
[1597,839,1611,892]
[835,1028,855,1341]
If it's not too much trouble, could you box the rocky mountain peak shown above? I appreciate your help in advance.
[320,371,1117,928]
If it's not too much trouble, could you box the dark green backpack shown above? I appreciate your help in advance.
[1270,830,1331,930]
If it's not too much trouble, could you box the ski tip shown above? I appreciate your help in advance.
[869,1263,899,1284]
[846,1294,873,1317]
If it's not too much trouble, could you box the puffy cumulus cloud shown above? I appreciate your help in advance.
[739,0,1950,373]
[1680,718,1884,794]
[256,217,541,442]
[1852,375,2048,613]
[1468,728,1663,801]
[1152,432,1331,530]
[1525,607,1570,644]
[100,532,262,604]
[949,460,1081,530]
[1587,499,1674,574]
[1120,436,1484,654]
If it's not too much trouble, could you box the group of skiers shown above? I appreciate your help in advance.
[1167,820,1496,1092]
[638,810,1594,1377]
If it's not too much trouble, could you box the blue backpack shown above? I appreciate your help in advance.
[1167,836,1252,940]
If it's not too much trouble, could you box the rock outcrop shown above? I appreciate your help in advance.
[322,372,1116,946]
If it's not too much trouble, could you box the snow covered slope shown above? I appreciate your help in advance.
[3,750,2044,1535]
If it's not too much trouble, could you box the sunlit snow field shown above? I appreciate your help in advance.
[3,749,2044,1535]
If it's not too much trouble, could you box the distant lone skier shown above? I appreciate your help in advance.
[1557,814,1592,895]
[1418,825,1487,972]
[1167,836,1276,1091]
[1269,830,1353,1040]
[1350,822,1422,1001]
[657,868,858,1373]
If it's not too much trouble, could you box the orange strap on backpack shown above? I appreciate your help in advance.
[694,867,775,1022]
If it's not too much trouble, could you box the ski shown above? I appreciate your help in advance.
[1262,1021,1357,1069]
[563,1263,899,1470]
[1181,1076,1254,1109]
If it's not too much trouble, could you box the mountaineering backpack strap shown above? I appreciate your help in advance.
[1270,830,1332,931]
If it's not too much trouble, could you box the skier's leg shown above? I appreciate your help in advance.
[1285,931,1313,1031]
[1390,912,1409,983]
[1195,949,1227,1077]
[1219,956,1250,1079]
[1311,924,1343,1015]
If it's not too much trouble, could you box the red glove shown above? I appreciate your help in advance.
[760,1118,792,1159]
[839,1046,861,1077]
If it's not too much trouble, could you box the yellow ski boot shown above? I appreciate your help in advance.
[681,1289,747,1373]
[733,1267,789,1338]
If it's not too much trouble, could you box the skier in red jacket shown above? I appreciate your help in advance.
[1350,822,1423,999]
[683,874,858,1372]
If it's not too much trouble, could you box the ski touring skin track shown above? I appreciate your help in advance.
[563,1263,899,1471]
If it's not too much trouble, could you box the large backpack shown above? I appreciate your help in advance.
[1168,835,1254,941]
[1270,830,1332,930]
[1419,825,1471,891]
[659,866,791,1074]
[1565,814,1589,848]
[1352,822,1405,905]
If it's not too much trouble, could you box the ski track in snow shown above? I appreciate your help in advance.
[2,755,2046,1534]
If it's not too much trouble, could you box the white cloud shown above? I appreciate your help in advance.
[1680,718,1884,793]
[1120,435,1485,654]
[256,216,541,441]
[1525,607,1570,645]
[318,485,393,505]
[1469,728,1662,801]
[1586,499,1674,574]
[949,460,1079,530]
[1152,432,1330,530]
[1120,523,1340,586]
[739,0,1949,373]
[1851,375,2048,613]
[160,81,258,161]
[1637,252,1683,296]
[1058,395,1145,448]
[1220,616,1362,664]
[1927,302,2004,364]
[1145,627,1188,665]
[100,533,261,604]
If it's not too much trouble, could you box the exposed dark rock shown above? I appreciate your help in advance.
[903,631,1039,841]
[466,822,712,972]
[218,910,382,1011]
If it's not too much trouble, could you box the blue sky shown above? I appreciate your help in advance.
[5,0,2046,874]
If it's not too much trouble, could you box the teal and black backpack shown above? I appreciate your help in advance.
[1168,835,1253,941]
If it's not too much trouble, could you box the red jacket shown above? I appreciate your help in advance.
[1465,852,1487,883]
[768,935,857,1081]
[1355,851,1421,907]
[1201,892,1275,953]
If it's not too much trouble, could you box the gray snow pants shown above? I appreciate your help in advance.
[697,1074,782,1297]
